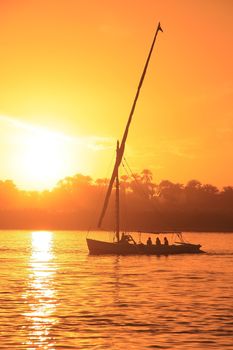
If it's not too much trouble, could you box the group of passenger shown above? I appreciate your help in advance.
[120,232,169,247]
[146,236,169,246]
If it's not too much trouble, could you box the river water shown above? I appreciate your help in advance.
[0,231,232,349]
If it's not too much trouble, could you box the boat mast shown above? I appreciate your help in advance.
[98,22,163,229]
[115,141,120,242]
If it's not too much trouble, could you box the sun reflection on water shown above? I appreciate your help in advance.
[23,231,57,349]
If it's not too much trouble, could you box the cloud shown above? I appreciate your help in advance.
[0,115,114,151]
[129,137,200,160]
[0,115,73,141]
[81,136,114,151]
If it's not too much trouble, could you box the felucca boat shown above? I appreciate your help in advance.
[86,23,204,255]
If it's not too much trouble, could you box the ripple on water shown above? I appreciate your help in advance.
[0,231,233,349]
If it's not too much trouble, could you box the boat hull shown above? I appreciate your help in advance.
[86,238,204,255]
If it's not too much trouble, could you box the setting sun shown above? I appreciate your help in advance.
[0,115,114,190]
[19,129,69,190]
[0,116,79,190]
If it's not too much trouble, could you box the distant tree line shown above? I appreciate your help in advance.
[0,170,233,231]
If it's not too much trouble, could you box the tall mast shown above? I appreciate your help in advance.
[98,22,163,228]
[115,141,120,242]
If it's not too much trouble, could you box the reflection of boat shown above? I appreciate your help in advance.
[87,23,204,256]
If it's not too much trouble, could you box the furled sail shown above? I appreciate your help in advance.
[98,22,163,228]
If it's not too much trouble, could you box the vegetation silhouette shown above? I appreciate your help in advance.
[0,171,232,231]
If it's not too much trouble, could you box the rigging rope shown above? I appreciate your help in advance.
[122,157,151,200]
[122,157,183,239]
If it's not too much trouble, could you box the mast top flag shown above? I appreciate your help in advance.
[98,22,163,228]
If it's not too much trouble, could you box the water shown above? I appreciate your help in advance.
[0,231,232,349]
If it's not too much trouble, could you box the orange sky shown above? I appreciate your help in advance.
[0,0,232,190]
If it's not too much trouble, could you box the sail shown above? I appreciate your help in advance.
[98,22,163,228]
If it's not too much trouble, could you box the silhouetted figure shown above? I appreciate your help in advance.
[120,233,136,244]
[120,232,128,243]
[164,237,169,245]
[156,237,161,245]
[147,237,152,246]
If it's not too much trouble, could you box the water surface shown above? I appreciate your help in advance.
[0,231,232,349]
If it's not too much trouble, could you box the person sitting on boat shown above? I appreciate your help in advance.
[120,232,136,244]
[156,237,161,245]
[120,232,129,243]
[164,237,169,245]
[147,237,152,246]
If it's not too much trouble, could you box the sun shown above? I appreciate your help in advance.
[20,131,66,189]
[8,121,78,191]
[1,115,110,191]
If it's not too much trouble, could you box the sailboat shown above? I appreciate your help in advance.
[86,23,204,255]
